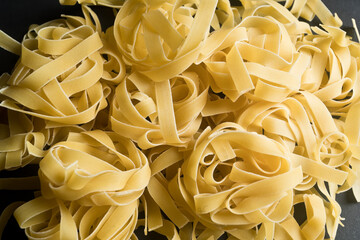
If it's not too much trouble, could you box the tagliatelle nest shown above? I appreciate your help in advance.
[0,14,109,125]
[0,0,360,240]
[111,65,210,149]
[39,130,151,205]
[14,198,139,239]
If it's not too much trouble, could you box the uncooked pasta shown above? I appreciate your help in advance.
[0,0,360,239]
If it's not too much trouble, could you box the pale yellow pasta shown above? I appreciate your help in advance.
[60,0,125,8]
[111,65,209,149]
[100,28,127,84]
[139,189,226,239]
[0,0,360,239]
[0,202,23,239]
[0,110,47,170]
[165,123,302,234]
[267,194,327,240]
[202,16,301,102]
[141,146,188,231]
[113,0,218,82]
[345,101,360,201]
[237,92,351,174]
[134,219,181,240]
[0,10,111,125]
[14,197,138,240]
[39,130,150,206]
[199,0,360,116]
[0,30,21,55]
[0,73,10,90]
[235,89,351,237]
[297,28,360,117]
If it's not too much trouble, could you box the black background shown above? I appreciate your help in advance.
[0,0,360,239]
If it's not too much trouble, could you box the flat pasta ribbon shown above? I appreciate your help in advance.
[60,0,125,8]
[257,194,327,240]
[297,27,360,117]
[0,15,109,125]
[14,197,138,240]
[201,15,302,102]
[111,65,209,149]
[166,123,303,235]
[345,101,360,202]
[0,110,47,170]
[0,0,359,239]
[113,0,218,82]
[39,130,151,206]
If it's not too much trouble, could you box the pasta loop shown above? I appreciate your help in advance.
[168,123,302,230]
[113,0,218,82]
[111,65,209,149]
[0,110,47,170]
[0,0,359,239]
[203,15,300,102]
[0,17,109,125]
[39,131,151,206]
[14,197,138,240]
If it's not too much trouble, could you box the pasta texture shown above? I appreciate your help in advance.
[0,0,360,239]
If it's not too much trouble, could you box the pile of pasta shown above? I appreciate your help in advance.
[1,0,360,239]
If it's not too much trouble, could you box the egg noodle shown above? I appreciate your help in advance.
[0,0,360,239]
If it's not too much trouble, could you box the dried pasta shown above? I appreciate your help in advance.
[110,65,209,149]
[40,130,150,205]
[14,197,138,239]
[0,12,109,125]
[0,0,360,239]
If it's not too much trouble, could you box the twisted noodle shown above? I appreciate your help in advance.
[237,92,351,238]
[0,0,360,239]
[0,110,46,170]
[135,219,181,240]
[345,101,360,201]
[100,28,127,85]
[140,146,187,232]
[113,0,218,82]
[167,123,301,229]
[60,0,125,8]
[0,12,110,125]
[14,197,138,240]
[39,130,150,206]
[111,65,209,149]
[237,92,351,166]
[202,16,301,102]
[0,30,21,55]
[298,27,360,117]
[12,130,149,239]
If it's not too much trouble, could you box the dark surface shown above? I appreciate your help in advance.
[0,0,360,239]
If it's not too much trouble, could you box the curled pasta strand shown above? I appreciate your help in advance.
[39,130,151,206]
[113,0,218,82]
[0,12,111,125]
[0,110,47,170]
[14,197,139,240]
[111,65,209,149]
[0,0,359,239]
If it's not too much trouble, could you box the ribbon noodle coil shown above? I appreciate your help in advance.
[0,0,359,239]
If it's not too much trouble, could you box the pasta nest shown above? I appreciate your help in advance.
[172,122,302,229]
[113,0,236,82]
[38,130,151,206]
[0,17,110,125]
[14,197,138,239]
[297,26,360,117]
[110,65,209,149]
[200,1,360,114]
[237,92,351,191]
[201,15,304,102]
